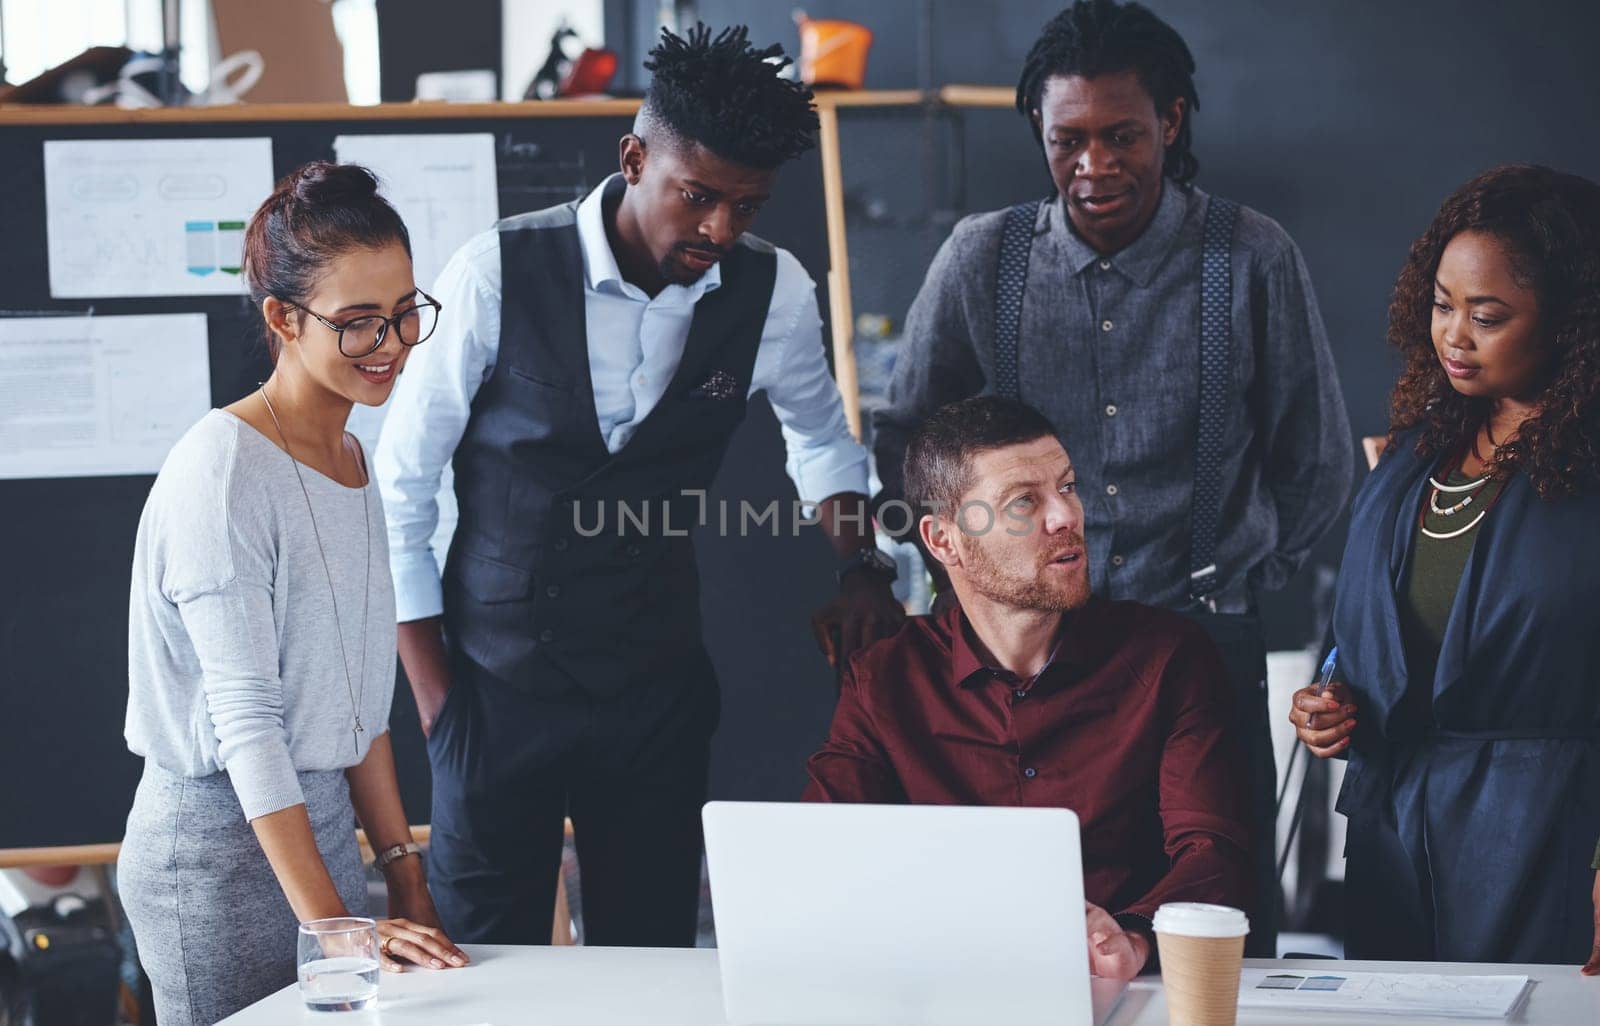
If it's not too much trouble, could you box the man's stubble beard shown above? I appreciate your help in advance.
[959,533,1090,612]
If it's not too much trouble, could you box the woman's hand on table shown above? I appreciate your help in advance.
[379,858,469,972]
[376,915,468,973]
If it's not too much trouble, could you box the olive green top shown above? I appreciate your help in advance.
[1393,467,1600,868]
[1398,467,1506,687]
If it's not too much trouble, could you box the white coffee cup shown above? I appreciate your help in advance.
[1153,903,1250,1026]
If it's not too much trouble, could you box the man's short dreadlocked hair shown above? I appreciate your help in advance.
[1015,0,1201,185]
[637,24,819,170]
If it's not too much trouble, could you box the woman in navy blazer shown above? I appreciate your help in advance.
[1290,164,1600,966]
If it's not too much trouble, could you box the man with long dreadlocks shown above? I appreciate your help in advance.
[873,0,1354,956]
[375,25,903,946]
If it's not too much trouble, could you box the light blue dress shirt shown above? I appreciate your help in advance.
[375,174,870,623]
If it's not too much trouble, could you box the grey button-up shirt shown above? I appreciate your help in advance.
[874,183,1353,612]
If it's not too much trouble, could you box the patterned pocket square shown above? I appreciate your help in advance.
[687,369,740,400]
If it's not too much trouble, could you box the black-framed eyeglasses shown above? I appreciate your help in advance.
[284,289,442,359]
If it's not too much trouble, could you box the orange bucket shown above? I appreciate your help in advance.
[797,17,873,90]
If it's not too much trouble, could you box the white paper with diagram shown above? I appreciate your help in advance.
[44,137,275,299]
[332,132,500,290]
[1238,968,1533,1018]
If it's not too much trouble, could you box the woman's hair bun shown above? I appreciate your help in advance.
[286,160,381,207]
[243,158,411,365]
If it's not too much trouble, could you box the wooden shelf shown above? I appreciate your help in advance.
[0,843,124,868]
[938,84,1015,109]
[811,89,925,109]
[0,98,643,126]
[0,825,443,868]
[0,87,1021,127]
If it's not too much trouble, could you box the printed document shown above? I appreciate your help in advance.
[1239,969,1533,1019]
[0,314,210,479]
[333,133,500,291]
[45,138,274,298]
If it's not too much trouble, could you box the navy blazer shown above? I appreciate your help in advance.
[1332,427,1600,962]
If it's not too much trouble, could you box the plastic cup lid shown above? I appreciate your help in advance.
[1152,902,1250,938]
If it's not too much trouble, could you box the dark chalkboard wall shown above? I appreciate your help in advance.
[0,106,839,849]
[15,0,1598,849]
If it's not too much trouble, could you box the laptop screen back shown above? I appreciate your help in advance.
[703,801,1095,1026]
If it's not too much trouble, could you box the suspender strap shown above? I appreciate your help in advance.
[992,198,1044,400]
[1189,196,1240,606]
[993,194,1238,606]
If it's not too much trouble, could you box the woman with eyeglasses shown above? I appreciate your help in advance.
[118,161,465,1026]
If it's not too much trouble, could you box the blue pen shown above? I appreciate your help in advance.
[1316,646,1339,695]
[1282,646,1344,870]
[1315,646,1348,745]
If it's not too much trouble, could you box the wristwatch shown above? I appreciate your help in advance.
[373,841,423,872]
[837,547,898,585]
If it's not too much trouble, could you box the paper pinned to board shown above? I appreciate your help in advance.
[333,133,500,291]
[0,313,211,479]
[45,137,274,298]
[1238,968,1533,1019]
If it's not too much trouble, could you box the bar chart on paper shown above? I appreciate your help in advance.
[44,137,275,299]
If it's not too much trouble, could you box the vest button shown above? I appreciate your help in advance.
[545,584,561,599]
[553,538,569,552]
[539,629,555,643]
[625,543,642,558]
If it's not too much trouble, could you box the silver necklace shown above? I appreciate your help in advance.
[259,385,371,754]
[1429,492,1475,517]
[1421,472,1492,540]
[1428,486,1480,517]
[1428,473,1488,495]
[1420,508,1488,540]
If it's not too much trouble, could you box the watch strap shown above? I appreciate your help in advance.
[838,547,897,584]
[373,841,423,871]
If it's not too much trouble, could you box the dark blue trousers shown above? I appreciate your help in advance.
[1181,610,1278,959]
[425,649,718,946]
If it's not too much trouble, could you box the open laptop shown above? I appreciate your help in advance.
[702,802,1129,1026]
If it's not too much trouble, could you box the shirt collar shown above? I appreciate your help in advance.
[575,172,722,300]
[947,599,1099,690]
[1052,180,1193,287]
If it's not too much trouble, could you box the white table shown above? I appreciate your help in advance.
[222,946,1600,1025]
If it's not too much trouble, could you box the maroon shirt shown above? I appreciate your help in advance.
[803,597,1251,924]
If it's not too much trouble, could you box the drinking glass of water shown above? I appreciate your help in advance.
[297,917,380,1012]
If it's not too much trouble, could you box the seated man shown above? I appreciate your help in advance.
[804,396,1251,978]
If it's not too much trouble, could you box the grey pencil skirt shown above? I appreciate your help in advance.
[117,763,368,1026]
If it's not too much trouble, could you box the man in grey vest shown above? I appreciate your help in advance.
[376,25,903,947]
[872,0,1353,956]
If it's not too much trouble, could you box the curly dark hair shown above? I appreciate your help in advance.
[1387,163,1600,497]
[638,24,818,170]
[1014,0,1200,184]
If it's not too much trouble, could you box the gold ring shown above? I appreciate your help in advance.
[382,936,395,956]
